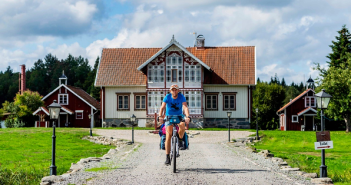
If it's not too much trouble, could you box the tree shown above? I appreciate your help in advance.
[316,54,351,132]
[1,90,44,127]
[252,81,285,130]
[281,78,286,87]
[327,25,351,68]
[84,56,100,101]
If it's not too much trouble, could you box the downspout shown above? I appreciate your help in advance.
[101,86,104,128]
[249,85,251,123]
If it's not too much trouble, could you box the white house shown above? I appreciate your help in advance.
[94,35,256,128]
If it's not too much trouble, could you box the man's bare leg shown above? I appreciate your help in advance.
[178,122,185,139]
[165,125,173,155]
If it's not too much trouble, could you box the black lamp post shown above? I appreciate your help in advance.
[130,114,136,144]
[315,89,332,178]
[48,100,61,176]
[88,114,92,136]
[227,112,232,142]
[256,108,260,140]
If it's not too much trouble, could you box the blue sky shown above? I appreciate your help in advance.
[0,0,349,84]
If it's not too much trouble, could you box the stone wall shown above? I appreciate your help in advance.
[104,118,250,129]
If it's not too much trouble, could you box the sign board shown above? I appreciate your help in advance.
[316,131,331,142]
[315,141,333,150]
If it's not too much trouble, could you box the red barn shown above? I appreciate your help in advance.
[33,72,100,128]
[277,88,317,131]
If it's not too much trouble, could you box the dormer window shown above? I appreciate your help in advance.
[58,94,68,105]
[305,96,316,107]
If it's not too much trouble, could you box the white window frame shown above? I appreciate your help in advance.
[292,115,298,123]
[148,65,164,83]
[147,91,164,114]
[184,91,201,114]
[305,97,316,107]
[75,110,83,119]
[185,63,201,83]
[58,94,68,105]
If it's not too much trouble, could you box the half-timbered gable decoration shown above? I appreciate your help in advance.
[33,72,100,128]
[277,88,317,131]
[95,35,256,128]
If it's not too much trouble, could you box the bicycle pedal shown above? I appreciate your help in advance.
[176,154,180,157]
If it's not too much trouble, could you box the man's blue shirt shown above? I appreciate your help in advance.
[163,93,186,116]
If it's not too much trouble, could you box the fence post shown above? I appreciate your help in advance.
[154,113,157,130]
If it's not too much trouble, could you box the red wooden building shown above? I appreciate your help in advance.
[277,88,317,131]
[33,72,100,128]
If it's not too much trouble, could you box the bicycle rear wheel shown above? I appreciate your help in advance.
[172,137,176,173]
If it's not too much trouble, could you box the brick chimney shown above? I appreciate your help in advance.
[20,65,26,94]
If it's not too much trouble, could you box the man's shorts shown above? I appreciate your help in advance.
[165,115,185,127]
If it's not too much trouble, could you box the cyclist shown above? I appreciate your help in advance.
[158,84,190,165]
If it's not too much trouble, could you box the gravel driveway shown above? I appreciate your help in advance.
[56,129,313,185]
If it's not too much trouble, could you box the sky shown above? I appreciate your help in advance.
[0,0,349,84]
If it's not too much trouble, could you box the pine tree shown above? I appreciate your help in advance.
[327,25,351,68]
[281,78,286,87]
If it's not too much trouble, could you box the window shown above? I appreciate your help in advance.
[184,91,201,114]
[135,94,146,110]
[147,65,164,83]
[76,110,83,119]
[205,94,218,110]
[166,56,182,83]
[305,97,316,107]
[148,91,164,114]
[185,64,201,82]
[292,115,298,123]
[223,93,236,110]
[116,93,130,110]
[58,94,68,105]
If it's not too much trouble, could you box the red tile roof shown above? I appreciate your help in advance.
[95,46,255,86]
[277,88,314,113]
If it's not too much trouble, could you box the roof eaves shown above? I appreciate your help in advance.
[277,89,314,113]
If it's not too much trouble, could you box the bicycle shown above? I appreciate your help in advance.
[158,115,185,173]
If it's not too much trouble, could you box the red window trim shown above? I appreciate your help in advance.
[205,92,219,111]
[134,93,146,111]
[222,92,237,111]
[116,93,131,111]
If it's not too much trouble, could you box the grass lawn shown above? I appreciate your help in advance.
[0,128,115,185]
[253,130,351,184]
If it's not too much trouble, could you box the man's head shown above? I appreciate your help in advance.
[169,84,179,97]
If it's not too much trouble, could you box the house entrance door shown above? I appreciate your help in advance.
[305,116,313,131]
[59,114,67,127]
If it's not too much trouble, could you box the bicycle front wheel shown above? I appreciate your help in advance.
[172,137,176,173]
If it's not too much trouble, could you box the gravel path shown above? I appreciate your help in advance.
[56,129,314,185]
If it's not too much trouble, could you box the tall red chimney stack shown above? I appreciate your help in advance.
[20,65,26,94]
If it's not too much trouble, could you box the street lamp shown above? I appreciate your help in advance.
[227,112,232,142]
[315,89,332,178]
[48,100,61,176]
[88,114,92,136]
[130,114,136,144]
[256,108,260,140]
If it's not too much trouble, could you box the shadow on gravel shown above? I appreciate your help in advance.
[180,168,268,174]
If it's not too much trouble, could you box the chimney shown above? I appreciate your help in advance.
[196,34,205,49]
[20,65,26,94]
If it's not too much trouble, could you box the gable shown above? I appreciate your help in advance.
[277,89,315,113]
[137,40,211,71]
[42,84,99,110]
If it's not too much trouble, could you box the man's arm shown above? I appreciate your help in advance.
[182,102,190,128]
[159,102,167,120]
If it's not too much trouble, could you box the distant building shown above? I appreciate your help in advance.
[33,72,100,128]
[95,35,256,128]
[277,77,317,131]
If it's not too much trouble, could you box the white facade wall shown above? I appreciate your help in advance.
[105,86,147,119]
[203,85,248,118]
